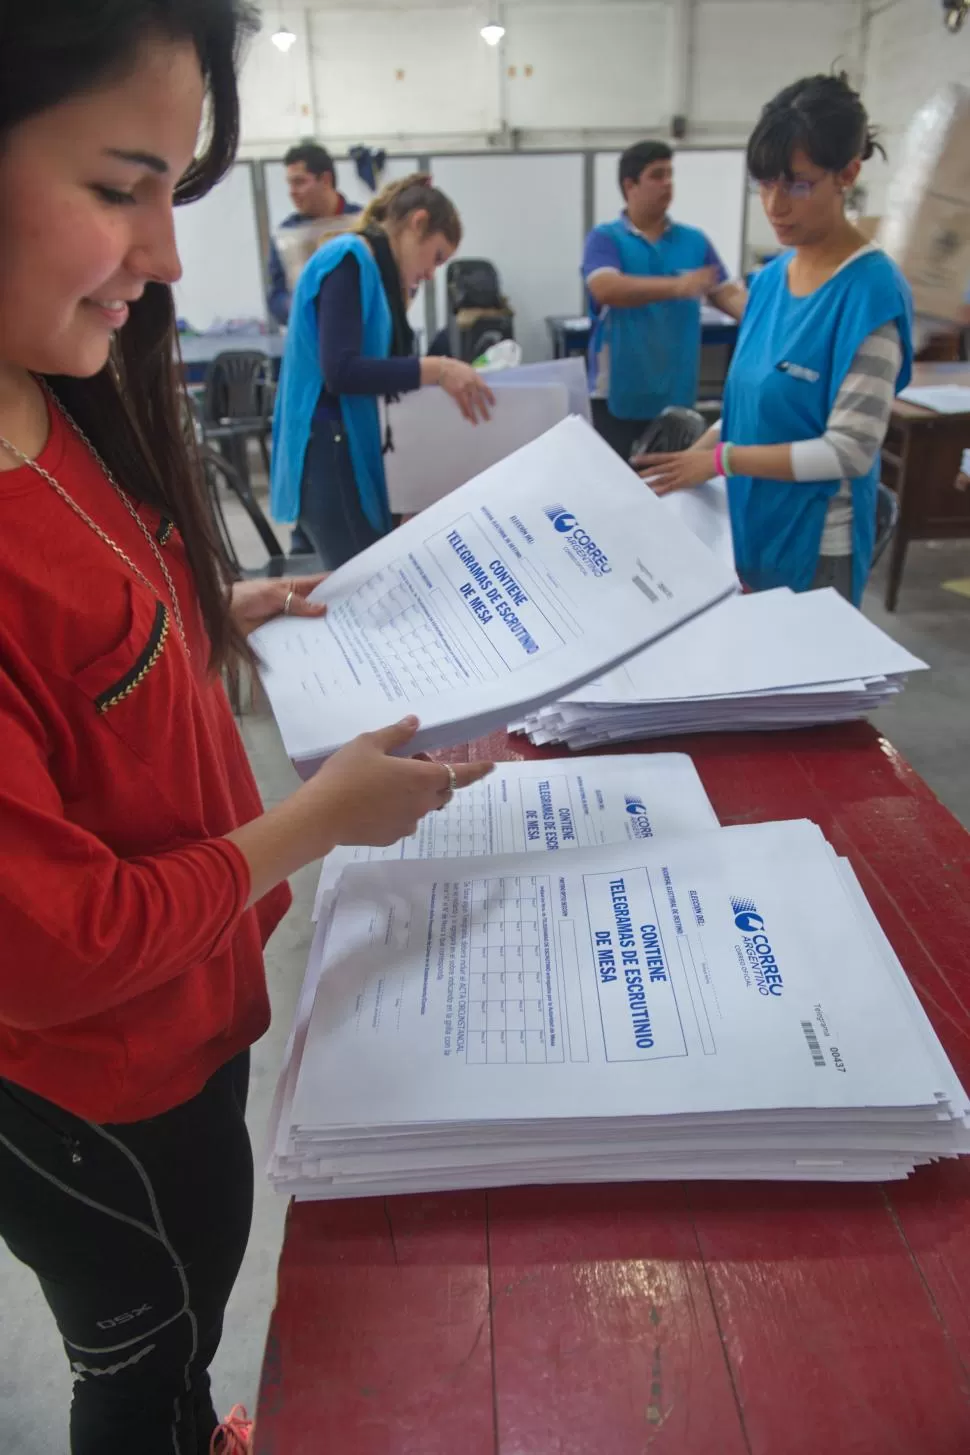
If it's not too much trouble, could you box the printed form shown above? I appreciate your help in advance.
[270,752,719,1169]
[293,819,959,1135]
[311,753,719,917]
[250,417,737,768]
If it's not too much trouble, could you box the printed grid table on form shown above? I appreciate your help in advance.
[350,569,474,698]
[466,875,564,1064]
[418,783,495,861]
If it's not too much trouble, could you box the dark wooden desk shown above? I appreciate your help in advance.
[255,724,970,1455]
[882,362,970,610]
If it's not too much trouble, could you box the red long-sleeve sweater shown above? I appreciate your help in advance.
[0,402,291,1122]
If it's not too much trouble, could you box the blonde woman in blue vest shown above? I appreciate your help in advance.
[271,175,494,570]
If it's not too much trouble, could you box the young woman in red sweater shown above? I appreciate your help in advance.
[0,5,492,1452]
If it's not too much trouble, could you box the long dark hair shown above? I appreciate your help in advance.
[0,1,259,671]
[747,72,882,183]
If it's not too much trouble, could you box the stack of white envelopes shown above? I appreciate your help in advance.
[268,777,969,1198]
[513,587,927,750]
[270,752,723,1183]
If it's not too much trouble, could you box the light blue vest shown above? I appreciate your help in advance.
[592,217,712,420]
[270,233,392,532]
[722,250,913,605]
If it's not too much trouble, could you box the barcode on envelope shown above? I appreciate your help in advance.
[633,575,658,604]
[801,1020,826,1068]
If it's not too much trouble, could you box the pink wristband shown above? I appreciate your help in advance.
[713,441,725,477]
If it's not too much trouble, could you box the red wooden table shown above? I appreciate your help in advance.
[255,724,970,1455]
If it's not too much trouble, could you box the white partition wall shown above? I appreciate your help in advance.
[431,153,585,364]
[173,163,266,332]
[593,150,747,281]
[169,150,747,348]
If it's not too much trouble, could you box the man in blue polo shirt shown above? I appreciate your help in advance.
[583,140,747,458]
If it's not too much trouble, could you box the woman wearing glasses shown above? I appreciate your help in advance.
[638,74,913,605]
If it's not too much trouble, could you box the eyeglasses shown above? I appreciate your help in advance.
[748,176,822,200]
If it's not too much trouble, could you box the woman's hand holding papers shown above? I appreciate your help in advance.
[225,716,494,907]
[310,717,494,848]
[230,576,329,635]
[633,448,717,496]
[422,357,495,425]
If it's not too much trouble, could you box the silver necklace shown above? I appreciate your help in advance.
[0,385,190,656]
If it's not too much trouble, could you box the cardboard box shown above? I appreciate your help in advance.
[878,84,970,324]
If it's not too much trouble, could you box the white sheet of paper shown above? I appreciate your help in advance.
[384,384,569,512]
[658,477,736,577]
[480,357,591,421]
[251,417,738,770]
[311,752,719,919]
[898,385,970,414]
[563,587,926,705]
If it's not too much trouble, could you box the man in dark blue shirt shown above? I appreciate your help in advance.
[266,143,362,327]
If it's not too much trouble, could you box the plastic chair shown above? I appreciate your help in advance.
[871,481,900,568]
[446,259,504,312]
[445,258,514,362]
[630,406,708,459]
[201,350,274,487]
[200,447,324,581]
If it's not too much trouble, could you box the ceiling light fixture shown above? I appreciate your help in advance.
[480,21,506,45]
[943,0,969,30]
[271,26,297,53]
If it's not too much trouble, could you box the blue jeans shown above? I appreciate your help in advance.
[298,414,386,571]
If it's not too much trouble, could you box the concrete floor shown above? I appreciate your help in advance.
[2,493,970,1452]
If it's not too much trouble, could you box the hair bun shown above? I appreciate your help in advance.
[747,70,879,182]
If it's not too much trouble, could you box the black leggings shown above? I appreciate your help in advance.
[298,414,386,570]
[0,1054,253,1455]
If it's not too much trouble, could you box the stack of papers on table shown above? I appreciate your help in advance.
[898,384,970,414]
[268,814,970,1196]
[250,416,738,774]
[271,752,723,1169]
[513,588,927,749]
